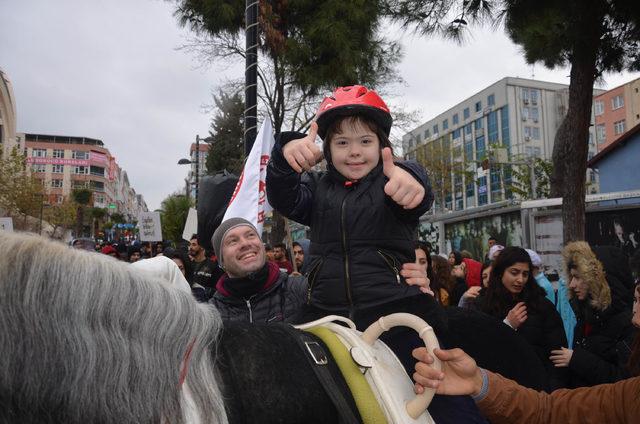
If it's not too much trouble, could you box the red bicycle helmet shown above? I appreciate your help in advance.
[315,85,392,139]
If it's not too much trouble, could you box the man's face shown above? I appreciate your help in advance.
[273,246,285,261]
[293,245,304,268]
[129,251,141,262]
[222,226,266,278]
[265,249,275,261]
[189,239,202,257]
[488,239,496,248]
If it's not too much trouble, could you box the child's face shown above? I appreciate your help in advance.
[329,120,380,180]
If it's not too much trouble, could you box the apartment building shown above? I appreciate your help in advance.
[185,142,209,198]
[23,133,147,219]
[593,77,640,151]
[403,77,603,212]
[0,68,19,157]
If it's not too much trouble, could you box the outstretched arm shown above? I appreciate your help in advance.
[412,347,640,424]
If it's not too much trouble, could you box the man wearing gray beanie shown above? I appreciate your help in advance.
[209,217,433,323]
[209,217,307,323]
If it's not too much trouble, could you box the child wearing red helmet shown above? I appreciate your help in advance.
[266,85,436,322]
[266,87,493,424]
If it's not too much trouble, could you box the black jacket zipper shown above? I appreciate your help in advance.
[377,250,402,284]
[340,192,354,311]
[305,259,323,304]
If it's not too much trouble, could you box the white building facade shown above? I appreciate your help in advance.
[403,77,603,212]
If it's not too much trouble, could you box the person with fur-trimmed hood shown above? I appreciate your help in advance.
[549,241,636,387]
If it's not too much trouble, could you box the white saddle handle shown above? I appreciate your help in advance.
[361,313,442,420]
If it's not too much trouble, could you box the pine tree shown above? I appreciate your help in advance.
[205,89,245,175]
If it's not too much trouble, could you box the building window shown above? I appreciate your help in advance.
[475,101,482,113]
[530,89,539,105]
[488,94,495,107]
[532,127,541,140]
[32,148,47,158]
[596,124,606,144]
[463,108,470,120]
[500,106,510,148]
[72,150,89,160]
[612,95,624,110]
[31,164,46,173]
[452,128,462,139]
[90,180,105,192]
[52,149,64,158]
[464,140,474,161]
[442,119,449,131]
[524,126,532,140]
[72,180,89,189]
[52,164,64,173]
[415,133,421,143]
[90,166,105,177]
[474,118,483,131]
[55,195,64,204]
[533,147,541,157]
[433,124,439,135]
[487,111,499,143]
[424,129,430,139]
[594,100,604,116]
[522,88,530,103]
[74,166,88,175]
[522,107,529,120]
[530,107,539,122]
[475,135,486,157]
[94,194,106,204]
[614,119,626,135]
[525,146,533,157]
[51,179,63,188]
[452,113,459,125]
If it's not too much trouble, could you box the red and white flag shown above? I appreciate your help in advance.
[223,119,275,234]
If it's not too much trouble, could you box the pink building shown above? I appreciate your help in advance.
[593,77,640,151]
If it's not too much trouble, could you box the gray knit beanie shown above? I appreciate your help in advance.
[211,217,259,268]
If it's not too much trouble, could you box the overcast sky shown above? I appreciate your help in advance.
[2,1,638,210]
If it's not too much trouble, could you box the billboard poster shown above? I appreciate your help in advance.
[444,211,522,261]
[418,221,440,254]
[533,214,565,276]
[586,208,640,258]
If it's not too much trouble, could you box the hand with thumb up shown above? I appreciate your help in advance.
[282,122,324,173]
[382,147,426,209]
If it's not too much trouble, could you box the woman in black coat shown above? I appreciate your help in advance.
[550,242,637,387]
[477,246,569,391]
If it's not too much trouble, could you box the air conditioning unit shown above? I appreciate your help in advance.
[533,118,539,123]
[524,136,531,141]
[522,116,527,121]
[523,98,530,104]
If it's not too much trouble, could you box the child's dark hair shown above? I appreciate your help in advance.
[480,246,546,318]
[322,113,393,164]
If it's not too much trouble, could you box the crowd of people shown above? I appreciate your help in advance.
[2,84,639,423]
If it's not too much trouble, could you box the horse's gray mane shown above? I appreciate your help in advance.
[0,232,227,424]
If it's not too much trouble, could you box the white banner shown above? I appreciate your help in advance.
[138,211,163,241]
[0,217,14,232]
[223,119,275,234]
[182,207,198,241]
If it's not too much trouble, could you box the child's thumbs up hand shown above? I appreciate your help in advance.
[382,147,425,209]
[282,122,323,173]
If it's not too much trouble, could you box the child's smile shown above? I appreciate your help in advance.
[329,121,380,181]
